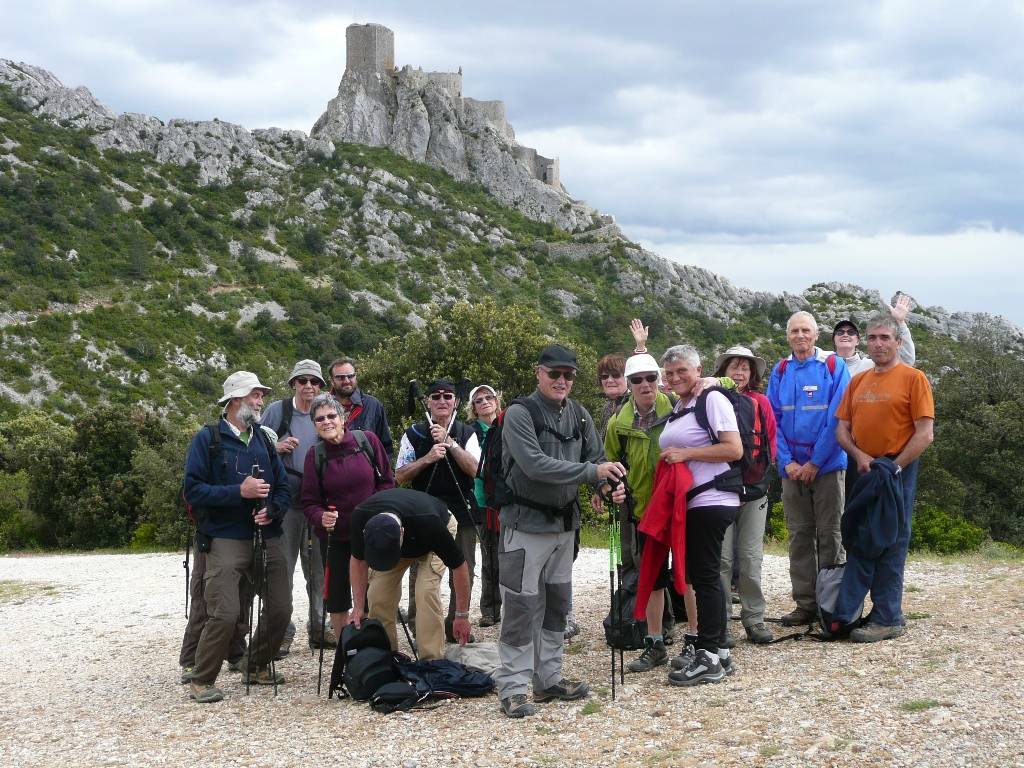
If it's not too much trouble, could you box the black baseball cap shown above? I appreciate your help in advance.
[832,319,860,338]
[426,378,456,395]
[363,513,402,571]
[537,344,578,370]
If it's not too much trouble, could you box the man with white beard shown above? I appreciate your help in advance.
[182,371,292,703]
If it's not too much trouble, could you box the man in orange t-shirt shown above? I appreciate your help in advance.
[833,313,934,643]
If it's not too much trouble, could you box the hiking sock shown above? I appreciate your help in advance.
[648,634,663,644]
[718,647,731,661]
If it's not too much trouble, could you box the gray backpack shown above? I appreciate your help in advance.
[816,564,864,639]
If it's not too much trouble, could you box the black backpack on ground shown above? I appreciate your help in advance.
[476,396,590,515]
[602,567,674,650]
[816,563,864,640]
[329,619,401,699]
[678,388,771,503]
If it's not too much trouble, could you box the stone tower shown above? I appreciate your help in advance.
[346,23,395,74]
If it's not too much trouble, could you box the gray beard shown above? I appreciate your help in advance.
[237,402,260,428]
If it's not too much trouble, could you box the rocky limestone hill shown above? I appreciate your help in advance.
[0,58,1021,417]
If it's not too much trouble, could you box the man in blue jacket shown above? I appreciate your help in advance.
[768,312,851,626]
[183,371,292,703]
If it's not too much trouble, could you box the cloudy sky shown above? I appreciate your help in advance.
[4,1,1023,323]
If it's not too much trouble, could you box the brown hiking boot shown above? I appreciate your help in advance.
[780,606,817,626]
[189,682,224,703]
[850,622,906,643]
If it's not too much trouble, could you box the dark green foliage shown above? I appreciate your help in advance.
[909,504,986,554]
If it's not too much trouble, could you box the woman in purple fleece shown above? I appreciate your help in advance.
[301,393,394,639]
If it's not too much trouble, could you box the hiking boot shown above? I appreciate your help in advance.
[720,631,736,649]
[667,649,725,687]
[850,622,906,644]
[226,658,244,673]
[720,654,737,677]
[780,606,817,627]
[308,622,338,648]
[745,622,773,644]
[563,617,580,641]
[478,615,499,628]
[670,642,697,671]
[500,694,536,718]
[180,665,194,684]
[242,666,286,686]
[534,678,589,703]
[189,682,224,703]
[627,638,668,673]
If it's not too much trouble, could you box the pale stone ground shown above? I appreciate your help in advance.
[0,548,1022,768]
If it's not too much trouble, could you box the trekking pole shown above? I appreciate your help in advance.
[397,604,419,660]
[183,528,191,619]
[317,529,331,696]
[258,526,279,697]
[307,522,315,658]
[246,524,257,696]
[607,494,617,702]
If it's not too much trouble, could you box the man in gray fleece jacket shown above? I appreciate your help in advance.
[494,344,626,718]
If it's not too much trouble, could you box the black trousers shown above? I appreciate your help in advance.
[686,504,740,652]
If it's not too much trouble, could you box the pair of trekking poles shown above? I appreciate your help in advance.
[606,478,629,701]
[245,464,279,697]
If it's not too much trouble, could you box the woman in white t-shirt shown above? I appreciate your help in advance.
[658,344,743,687]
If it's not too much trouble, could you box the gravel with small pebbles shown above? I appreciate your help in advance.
[0,548,1021,768]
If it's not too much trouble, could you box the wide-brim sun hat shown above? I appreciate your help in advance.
[713,346,767,380]
[218,371,272,404]
[287,359,326,386]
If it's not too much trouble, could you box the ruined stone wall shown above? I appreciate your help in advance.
[346,23,395,74]
[463,98,514,141]
[426,72,462,98]
[513,146,560,188]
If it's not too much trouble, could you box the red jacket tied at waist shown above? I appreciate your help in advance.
[634,460,693,618]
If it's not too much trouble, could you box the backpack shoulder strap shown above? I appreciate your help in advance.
[778,358,789,377]
[350,429,383,481]
[277,398,294,439]
[692,390,719,445]
[314,441,329,507]
[826,352,837,374]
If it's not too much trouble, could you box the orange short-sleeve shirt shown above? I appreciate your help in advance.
[836,363,934,458]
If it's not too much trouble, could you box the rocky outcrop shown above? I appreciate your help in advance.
[312,65,597,233]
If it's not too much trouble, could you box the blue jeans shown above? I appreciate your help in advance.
[835,460,920,627]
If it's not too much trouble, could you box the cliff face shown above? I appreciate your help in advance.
[311,65,597,232]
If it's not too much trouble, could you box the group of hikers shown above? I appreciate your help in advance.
[180,294,934,718]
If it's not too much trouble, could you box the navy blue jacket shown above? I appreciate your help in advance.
[347,389,394,460]
[183,419,290,540]
[841,457,904,559]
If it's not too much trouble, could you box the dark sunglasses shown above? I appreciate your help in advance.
[332,373,356,380]
[629,374,659,385]
[313,413,339,423]
[544,369,576,381]
[473,395,496,405]
[599,373,622,381]
[835,328,859,337]
[429,392,456,401]
[294,377,322,386]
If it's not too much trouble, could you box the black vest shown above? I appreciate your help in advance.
[405,420,480,525]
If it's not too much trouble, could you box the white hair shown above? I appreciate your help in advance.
[661,345,701,367]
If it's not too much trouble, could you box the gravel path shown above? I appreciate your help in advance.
[0,549,1021,768]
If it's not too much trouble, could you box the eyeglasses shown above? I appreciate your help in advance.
[429,392,456,401]
[473,395,496,405]
[599,373,623,381]
[332,373,356,381]
[835,329,859,338]
[543,369,576,381]
[629,374,659,385]
[294,377,321,386]
[313,413,339,423]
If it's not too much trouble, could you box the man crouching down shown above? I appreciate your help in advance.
[349,488,471,659]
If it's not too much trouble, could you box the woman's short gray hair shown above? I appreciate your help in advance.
[661,345,701,368]
[309,393,344,421]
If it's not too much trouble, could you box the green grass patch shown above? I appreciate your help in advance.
[759,745,781,757]
[0,579,61,603]
[580,700,603,715]
[899,698,941,712]
[905,611,931,620]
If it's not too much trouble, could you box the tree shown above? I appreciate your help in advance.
[360,299,602,439]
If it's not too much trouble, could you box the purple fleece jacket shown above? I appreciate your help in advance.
[300,430,395,542]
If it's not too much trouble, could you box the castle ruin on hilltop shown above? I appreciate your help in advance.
[344,23,560,189]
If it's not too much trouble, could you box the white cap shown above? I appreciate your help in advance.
[217,371,272,404]
[468,384,497,403]
[624,353,660,379]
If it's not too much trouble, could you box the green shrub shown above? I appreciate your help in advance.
[766,501,788,541]
[131,522,158,549]
[910,504,986,554]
